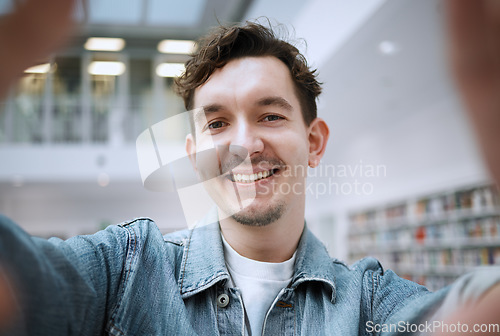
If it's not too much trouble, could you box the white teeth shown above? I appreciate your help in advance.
[233,170,274,183]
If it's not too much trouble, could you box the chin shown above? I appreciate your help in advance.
[230,201,285,227]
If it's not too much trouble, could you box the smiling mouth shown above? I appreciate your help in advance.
[228,168,279,183]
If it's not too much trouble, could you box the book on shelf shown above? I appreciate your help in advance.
[348,183,500,291]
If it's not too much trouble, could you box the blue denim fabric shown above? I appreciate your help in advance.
[0,212,449,336]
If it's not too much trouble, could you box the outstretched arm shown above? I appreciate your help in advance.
[0,215,130,335]
[433,1,500,334]
[0,1,76,331]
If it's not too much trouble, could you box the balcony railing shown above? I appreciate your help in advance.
[0,53,189,146]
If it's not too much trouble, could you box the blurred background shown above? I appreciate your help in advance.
[0,0,499,291]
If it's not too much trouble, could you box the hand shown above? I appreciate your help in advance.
[0,0,76,97]
[433,284,500,335]
[444,0,500,185]
[0,268,17,333]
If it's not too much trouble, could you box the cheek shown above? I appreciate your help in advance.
[267,131,309,165]
[193,141,222,180]
[195,134,216,151]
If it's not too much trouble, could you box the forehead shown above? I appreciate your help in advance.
[192,56,298,110]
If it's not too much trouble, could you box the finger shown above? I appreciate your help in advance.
[443,0,500,189]
[444,0,486,47]
[485,0,500,68]
[0,269,17,332]
[6,0,76,65]
[485,0,500,23]
[444,0,489,72]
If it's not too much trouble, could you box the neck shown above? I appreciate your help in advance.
[218,203,305,262]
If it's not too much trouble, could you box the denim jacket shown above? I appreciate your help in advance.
[0,212,450,336]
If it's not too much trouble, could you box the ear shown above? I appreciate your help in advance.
[185,133,198,173]
[307,118,330,168]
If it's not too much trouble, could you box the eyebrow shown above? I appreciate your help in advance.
[255,96,293,111]
[193,104,224,125]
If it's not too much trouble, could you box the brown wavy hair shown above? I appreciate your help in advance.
[174,21,322,126]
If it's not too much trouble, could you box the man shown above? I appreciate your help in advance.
[1,1,500,335]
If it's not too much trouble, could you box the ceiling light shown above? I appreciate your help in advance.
[12,175,24,187]
[157,40,196,54]
[24,63,51,74]
[156,63,185,77]
[85,37,125,51]
[88,61,125,76]
[378,41,400,55]
[97,172,110,187]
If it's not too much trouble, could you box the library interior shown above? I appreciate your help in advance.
[1,0,499,297]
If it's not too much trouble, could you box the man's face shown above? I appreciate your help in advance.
[186,56,312,226]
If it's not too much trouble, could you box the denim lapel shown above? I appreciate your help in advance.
[290,226,337,303]
[178,209,230,299]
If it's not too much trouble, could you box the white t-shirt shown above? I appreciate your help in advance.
[222,234,296,336]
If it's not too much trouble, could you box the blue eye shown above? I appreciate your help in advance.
[208,121,226,129]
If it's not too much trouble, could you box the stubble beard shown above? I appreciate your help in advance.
[230,200,285,227]
[217,155,287,226]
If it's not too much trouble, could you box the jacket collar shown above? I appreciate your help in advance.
[178,210,337,303]
[178,208,230,298]
[289,228,337,303]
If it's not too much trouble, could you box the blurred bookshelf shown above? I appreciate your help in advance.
[348,183,500,291]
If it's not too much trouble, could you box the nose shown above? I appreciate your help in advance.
[228,120,264,158]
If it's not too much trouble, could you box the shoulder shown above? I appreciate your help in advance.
[348,256,419,291]
[76,217,167,261]
[329,256,384,279]
[163,227,192,246]
[111,218,188,279]
[112,217,166,243]
[335,256,430,301]
[348,256,385,280]
[114,217,194,257]
[349,256,384,271]
[325,256,386,293]
[350,257,444,326]
[117,216,158,232]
